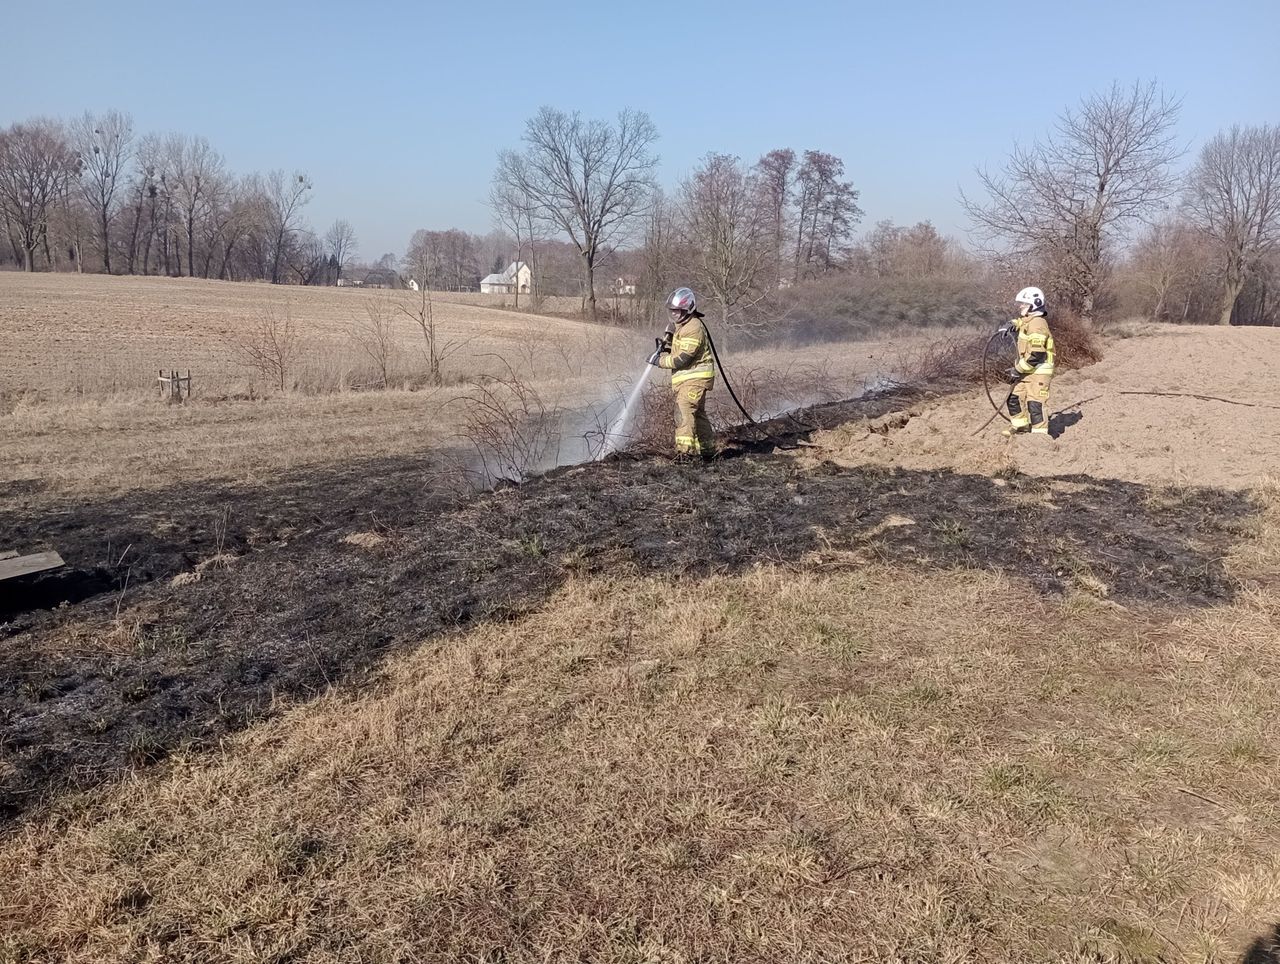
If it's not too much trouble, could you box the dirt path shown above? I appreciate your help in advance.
[814,325,1280,490]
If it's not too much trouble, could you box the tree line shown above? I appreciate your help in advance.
[964,82,1280,326]
[490,106,864,323]
[6,94,1277,328]
[0,111,360,284]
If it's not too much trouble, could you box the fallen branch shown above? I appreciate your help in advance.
[1118,390,1280,411]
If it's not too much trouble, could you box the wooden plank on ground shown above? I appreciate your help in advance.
[0,551,65,582]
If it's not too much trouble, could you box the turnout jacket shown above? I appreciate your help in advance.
[1012,311,1055,377]
[658,313,716,386]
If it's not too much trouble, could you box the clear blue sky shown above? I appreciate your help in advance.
[7,0,1278,258]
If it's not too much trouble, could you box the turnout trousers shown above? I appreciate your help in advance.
[674,379,716,456]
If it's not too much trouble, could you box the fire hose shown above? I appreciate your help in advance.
[971,327,1016,436]
[658,322,819,434]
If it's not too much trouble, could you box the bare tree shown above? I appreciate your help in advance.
[640,190,680,325]
[680,153,772,328]
[123,133,161,274]
[1126,219,1204,320]
[490,163,539,309]
[793,150,862,278]
[164,134,224,277]
[496,107,658,320]
[71,111,133,273]
[754,148,796,287]
[963,81,1182,318]
[229,307,300,392]
[400,245,460,384]
[1184,124,1280,325]
[351,299,399,388]
[287,229,328,285]
[263,169,313,284]
[0,119,79,271]
[324,219,357,282]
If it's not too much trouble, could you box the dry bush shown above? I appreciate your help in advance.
[1049,306,1103,370]
[451,361,566,486]
[228,306,300,393]
[349,299,401,389]
[891,332,992,387]
[889,309,1103,394]
[782,273,1006,344]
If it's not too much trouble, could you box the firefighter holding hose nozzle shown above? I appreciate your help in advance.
[1000,286,1055,437]
[648,287,717,461]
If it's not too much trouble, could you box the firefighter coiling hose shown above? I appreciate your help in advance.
[976,286,1055,437]
[648,287,758,461]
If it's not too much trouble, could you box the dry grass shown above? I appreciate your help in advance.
[0,273,629,400]
[0,273,904,498]
[4,492,1280,961]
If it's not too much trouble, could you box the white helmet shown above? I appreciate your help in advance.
[667,287,697,314]
[1015,286,1046,313]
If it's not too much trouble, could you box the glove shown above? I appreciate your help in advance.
[995,323,1013,338]
[647,346,666,367]
[1002,367,1023,385]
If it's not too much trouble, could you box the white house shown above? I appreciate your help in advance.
[480,261,532,295]
[613,276,638,296]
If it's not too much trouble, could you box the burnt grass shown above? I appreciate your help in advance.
[0,390,1258,827]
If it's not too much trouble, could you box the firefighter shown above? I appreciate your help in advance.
[648,287,716,460]
[1001,286,1055,436]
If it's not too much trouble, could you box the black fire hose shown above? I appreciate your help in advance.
[703,324,821,434]
[702,325,758,426]
[972,328,1016,435]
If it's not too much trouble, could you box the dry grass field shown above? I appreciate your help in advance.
[0,273,894,497]
[3,275,1280,962]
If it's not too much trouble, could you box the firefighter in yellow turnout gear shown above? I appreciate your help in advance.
[1001,286,1055,436]
[649,287,716,459]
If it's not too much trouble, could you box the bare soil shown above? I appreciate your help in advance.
[817,324,1280,491]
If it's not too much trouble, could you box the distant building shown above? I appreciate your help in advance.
[613,276,638,296]
[361,267,401,289]
[480,261,532,295]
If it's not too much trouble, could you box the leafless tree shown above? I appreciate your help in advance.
[163,134,224,277]
[212,177,260,280]
[402,228,479,291]
[1184,124,1280,325]
[263,169,313,284]
[70,111,133,273]
[754,148,796,287]
[229,307,300,393]
[324,219,357,281]
[496,107,658,320]
[399,246,460,385]
[51,181,94,271]
[680,153,772,327]
[351,299,400,388]
[640,190,681,324]
[0,118,79,271]
[855,219,952,280]
[287,229,328,285]
[793,150,862,278]
[963,81,1182,318]
[1125,219,1205,320]
[490,161,544,308]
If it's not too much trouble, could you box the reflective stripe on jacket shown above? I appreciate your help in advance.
[1013,312,1055,376]
[659,315,715,386]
